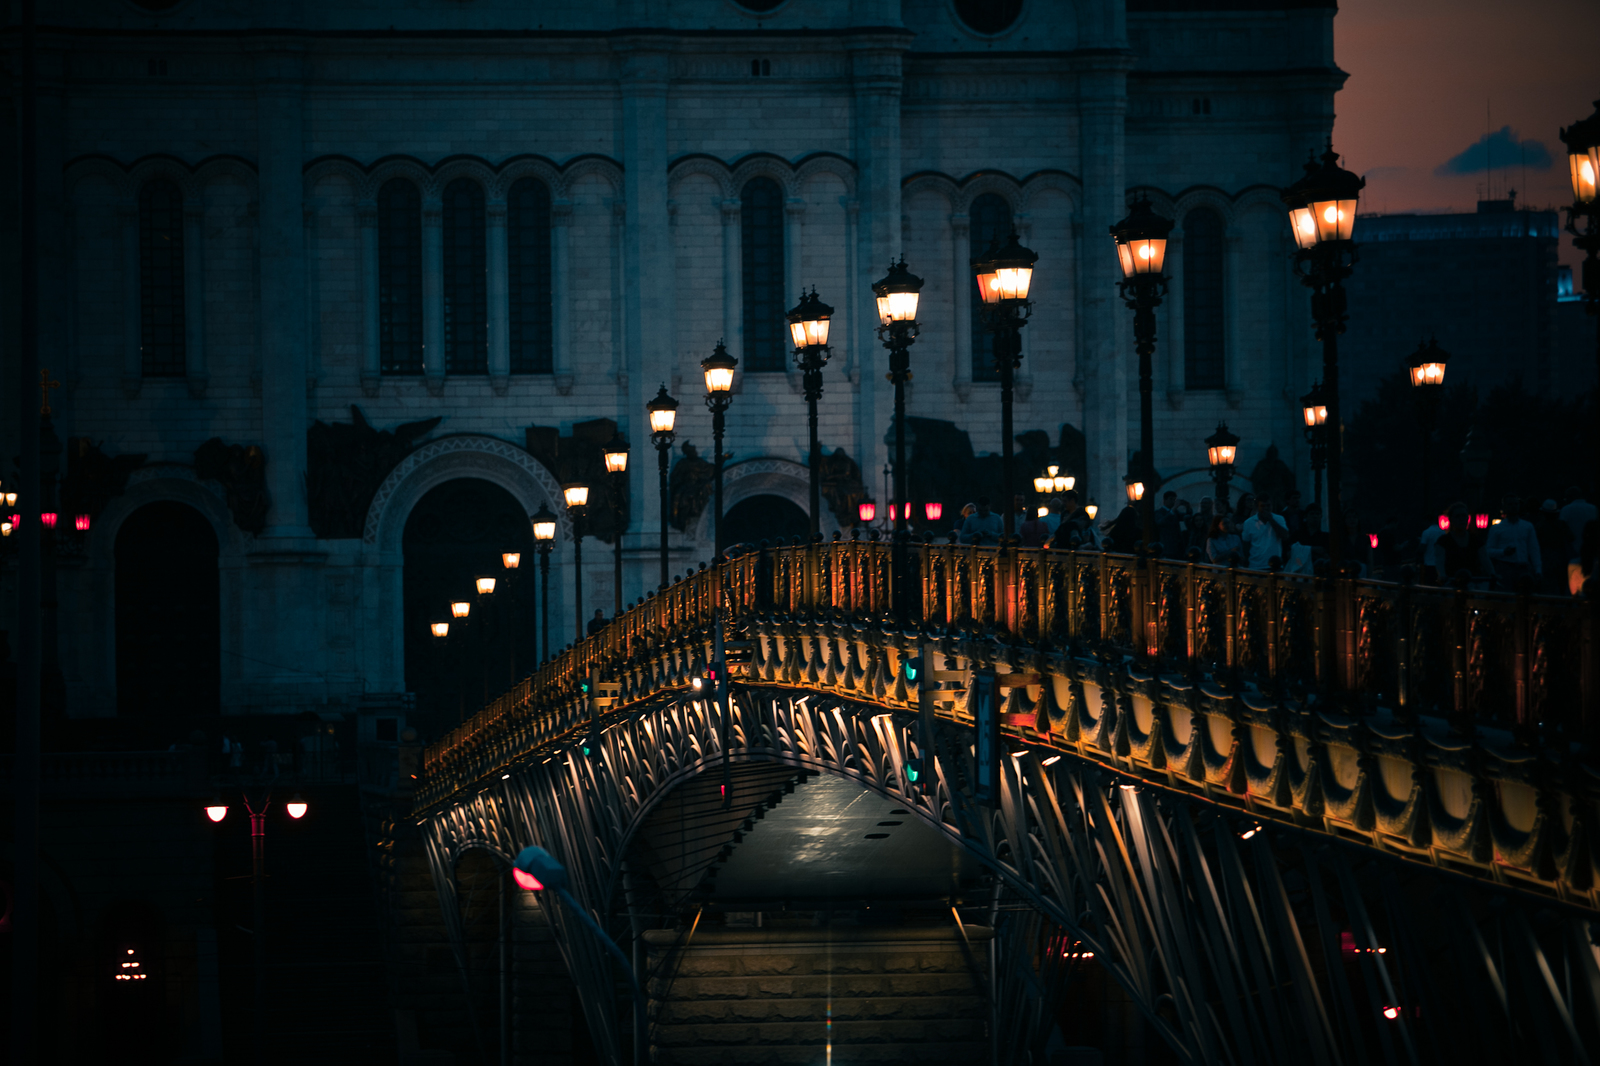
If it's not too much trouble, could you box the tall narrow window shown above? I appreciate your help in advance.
[1183,208,1226,390]
[969,192,1013,383]
[507,177,553,374]
[138,179,185,377]
[740,177,786,372]
[442,178,487,374]
[378,178,424,375]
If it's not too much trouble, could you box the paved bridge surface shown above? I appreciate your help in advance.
[411,539,1600,1065]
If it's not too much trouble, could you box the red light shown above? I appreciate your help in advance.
[858,502,876,522]
[205,805,228,823]
[1474,513,1489,530]
[1382,1006,1400,1020]
[75,514,91,531]
[512,867,544,891]
[1368,534,1379,549]
[925,502,942,521]
[41,512,56,528]
[901,502,912,520]
[286,797,308,820]
[1437,514,1449,531]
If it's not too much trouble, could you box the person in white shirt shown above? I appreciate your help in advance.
[1418,519,1447,580]
[1239,496,1290,570]
[1486,495,1542,591]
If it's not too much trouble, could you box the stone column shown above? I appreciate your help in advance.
[844,198,860,392]
[253,45,312,536]
[1165,230,1185,408]
[783,196,806,392]
[847,38,905,501]
[618,42,673,608]
[359,198,380,396]
[1076,57,1133,503]
[1224,230,1244,407]
[120,205,141,399]
[950,212,972,402]
[721,198,742,363]
[422,193,445,394]
[487,197,510,394]
[551,198,573,394]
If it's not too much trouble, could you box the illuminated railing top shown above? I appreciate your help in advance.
[420,538,1598,810]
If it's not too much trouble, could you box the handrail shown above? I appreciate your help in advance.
[419,538,1598,809]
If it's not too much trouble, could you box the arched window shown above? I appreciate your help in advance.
[740,177,786,373]
[138,179,185,377]
[378,178,424,375]
[969,192,1013,383]
[442,178,487,374]
[507,177,553,374]
[1183,207,1226,390]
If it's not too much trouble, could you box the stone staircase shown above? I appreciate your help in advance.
[644,922,992,1065]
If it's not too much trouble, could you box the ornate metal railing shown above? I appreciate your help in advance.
[423,539,1598,792]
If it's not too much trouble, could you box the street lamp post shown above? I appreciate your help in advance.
[787,290,834,538]
[971,233,1038,541]
[204,792,308,1066]
[1406,338,1450,521]
[603,436,630,617]
[1283,145,1365,572]
[646,386,679,589]
[701,342,737,555]
[1111,196,1174,549]
[531,504,557,661]
[872,258,924,623]
[1560,100,1600,490]
[1206,422,1241,511]
[562,484,589,643]
[1301,382,1329,512]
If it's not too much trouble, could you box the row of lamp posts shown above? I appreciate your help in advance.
[429,102,1600,666]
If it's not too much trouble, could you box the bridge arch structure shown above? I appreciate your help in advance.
[415,539,1600,1065]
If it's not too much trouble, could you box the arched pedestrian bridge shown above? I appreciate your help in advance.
[413,539,1600,1065]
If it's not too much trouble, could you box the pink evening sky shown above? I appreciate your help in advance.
[1333,0,1599,271]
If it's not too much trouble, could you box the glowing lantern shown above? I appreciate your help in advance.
[502,552,521,569]
[858,502,876,523]
[1368,534,1380,549]
[1037,506,1049,518]
[451,601,471,619]
[603,436,630,475]
[75,514,91,531]
[1561,100,1600,204]
[1110,196,1173,279]
[285,795,308,820]
[1206,421,1240,470]
[786,288,834,348]
[872,257,923,325]
[924,502,943,521]
[647,385,680,436]
[562,484,589,509]
[532,503,558,543]
[701,341,738,395]
[1437,514,1450,532]
[1034,477,1050,493]
[1301,382,1328,428]
[476,576,497,595]
[1085,502,1099,521]
[431,622,450,638]
[971,232,1038,304]
[1407,337,1449,388]
[1282,146,1364,248]
[1474,513,1490,530]
[41,512,56,528]
[1125,478,1145,503]
[205,803,228,823]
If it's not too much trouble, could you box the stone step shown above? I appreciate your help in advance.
[651,1016,988,1048]
[653,973,985,1002]
[654,993,987,1024]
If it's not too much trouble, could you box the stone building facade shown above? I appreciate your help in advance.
[2,0,1341,722]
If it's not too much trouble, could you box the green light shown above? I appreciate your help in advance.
[903,656,922,684]
[906,758,923,783]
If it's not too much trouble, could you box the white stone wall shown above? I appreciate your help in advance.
[2,0,1339,716]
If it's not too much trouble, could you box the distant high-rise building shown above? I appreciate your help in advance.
[1342,199,1566,407]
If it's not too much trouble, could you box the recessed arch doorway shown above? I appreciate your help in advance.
[115,500,220,720]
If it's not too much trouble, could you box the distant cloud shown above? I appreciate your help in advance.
[1434,127,1552,177]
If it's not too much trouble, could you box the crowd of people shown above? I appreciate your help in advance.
[949,485,1600,597]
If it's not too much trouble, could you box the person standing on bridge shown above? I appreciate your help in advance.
[1487,495,1542,591]
[1240,495,1290,570]
[960,496,1003,546]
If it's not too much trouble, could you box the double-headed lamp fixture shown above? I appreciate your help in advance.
[872,257,924,325]
[971,232,1038,304]
[1284,146,1365,250]
[787,288,834,348]
[1408,337,1449,389]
